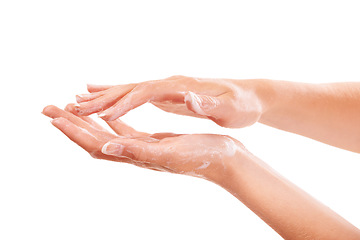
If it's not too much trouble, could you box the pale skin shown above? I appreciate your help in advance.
[44,75,360,239]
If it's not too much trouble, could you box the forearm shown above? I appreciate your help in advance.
[218,149,360,239]
[237,79,360,153]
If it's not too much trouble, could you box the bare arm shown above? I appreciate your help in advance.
[254,80,360,153]
[223,147,360,239]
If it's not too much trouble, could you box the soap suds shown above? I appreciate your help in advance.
[223,137,237,157]
[197,161,211,170]
[185,91,207,115]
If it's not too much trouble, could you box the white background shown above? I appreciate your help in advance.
[1,0,359,239]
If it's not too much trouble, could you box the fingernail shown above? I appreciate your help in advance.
[50,118,63,125]
[102,142,124,155]
[77,93,93,101]
[98,112,107,118]
[76,95,83,103]
[79,94,90,98]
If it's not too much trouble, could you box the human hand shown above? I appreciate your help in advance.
[42,104,244,182]
[75,75,267,128]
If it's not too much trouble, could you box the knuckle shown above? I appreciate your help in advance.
[132,83,144,91]
[171,75,198,85]
[134,81,153,92]
[166,75,186,80]
[164,75,199,86]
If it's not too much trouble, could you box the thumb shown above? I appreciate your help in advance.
[185,91,231,120]
[101,138,161,163]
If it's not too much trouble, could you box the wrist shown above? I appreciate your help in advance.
[232,78,277,124]
[206,140,250,188]
[250,79,277,120]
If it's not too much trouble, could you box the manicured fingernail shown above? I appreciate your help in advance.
[50,118,62,125]
[77,93,92,101]
[76,95,83,103]
[98,112,107,118]
[102,142,124,155]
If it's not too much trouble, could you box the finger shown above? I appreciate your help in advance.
[43,105,114,140]
[76,91,105,103]
[106,119,149,138]
[51,117,100,152]
[64,103,105,131]
[51,117,142,164]
[87,84,113,93]
[99,81,185,121]
[43,105,94,129]
[184,91,234,123]
[65,104,153,139]
[75,84,135,116]
[101,138,162,164]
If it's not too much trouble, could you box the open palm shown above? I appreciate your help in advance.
[43,104,241,181]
